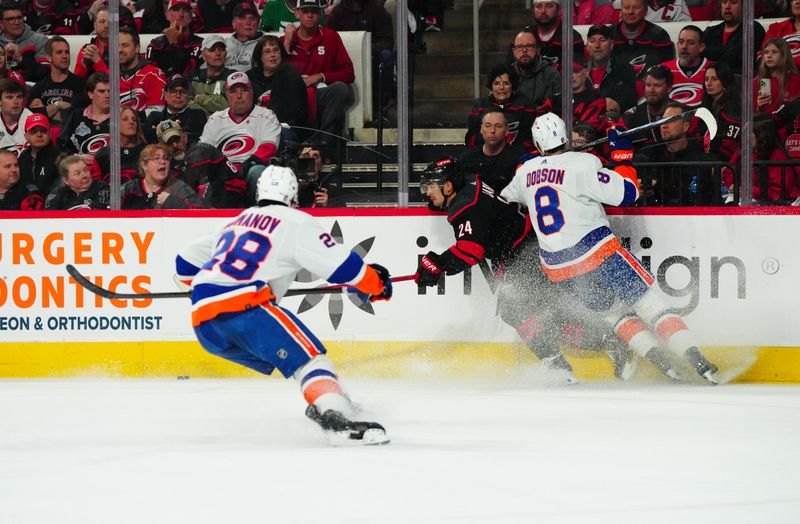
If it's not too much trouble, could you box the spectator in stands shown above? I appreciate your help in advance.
[200,71,281,176]
[763,0,800,69]
[74,5,109,79]
[18,113,59,195]
[0,149,42,209]
[189,35,234,116]
[282,0,356,151]
[636,101,718,205]
[57,72,110,167]
[574,0,616,25]
[327,0,395,113]
[92,106,148,184]
[756,37,800,114]
[530,0,585,71]
[466,64,535,152]
[612,0,675,75]
[295,144,329,207]
[145,74,208,145]
[702,0,765,75]
[727,114,800,204]
[44,155,110,210]
[508,27,560,111]
[572,119,602,153]
[0,41,23,85]
[623,64,672,146]
[459,108,526,193]
[659,25,708,107]
[247,35,308,141]
[554,52,612,130]
[646,0,691,22]
[703,62,742,159]
[586,24,638,113]
[122,143,206,209]
[225,1,264,72]
[137,0,171,34]
[27,36,86,128]
[76,0,136,35]
[196,0,236,32]
[261,0,326,31]
[119,26,167,117]
[0,78,32,155]
[22,0,80,35]
[0,2,49,82]
[146,0,204,78]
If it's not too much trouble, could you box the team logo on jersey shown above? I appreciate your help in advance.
[121,88,148,111]
[80,133,110,154]
[294,220,377,330]
[75,122,91,137]
[219,134,257,162]
[317,46,325,56]
[670,82,703,108]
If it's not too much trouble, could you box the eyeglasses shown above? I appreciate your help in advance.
[2,15,23,22]
[263,48,281,55]
[511,44,538,51]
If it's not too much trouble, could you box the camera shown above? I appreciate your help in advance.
[270,142,318,190]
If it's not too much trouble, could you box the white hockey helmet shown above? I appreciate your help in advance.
[531,112,568,153]
[256,165,299,206]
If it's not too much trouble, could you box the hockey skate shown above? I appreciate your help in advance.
[684,347,719,385]
[305,404,390,446]
[541,354,579,385]
[644,348,682,382]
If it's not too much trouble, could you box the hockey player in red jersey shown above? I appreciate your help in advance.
[501,113,719,383]
[175,165,393,444]
[416,157,681,382]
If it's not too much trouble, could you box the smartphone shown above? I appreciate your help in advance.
[760,78,772,97]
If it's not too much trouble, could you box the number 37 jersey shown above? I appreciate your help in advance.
[500,152,639,281]
[176,204,372,325]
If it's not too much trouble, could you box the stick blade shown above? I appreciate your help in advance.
[693,107,717,140]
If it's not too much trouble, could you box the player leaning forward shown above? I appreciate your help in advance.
[174,165,394,443]
[500,113,719,384]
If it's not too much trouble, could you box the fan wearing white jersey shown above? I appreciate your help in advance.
[174,165,393,444]
[501,113,719,384]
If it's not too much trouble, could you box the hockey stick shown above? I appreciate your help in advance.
[66,264,415,301]
[576,107,718,152]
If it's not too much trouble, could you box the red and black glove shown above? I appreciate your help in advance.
[607,126,633,166]
[414,251,442,287]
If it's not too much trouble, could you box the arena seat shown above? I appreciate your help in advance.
[61,30,373,137]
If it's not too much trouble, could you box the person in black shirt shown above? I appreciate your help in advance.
[459,108,526,193]
[18,113,59,195]
[612,0,675,75]
[530,0,584,71]
[44,155,110,210]
[145,0,204,77]
[702,0,765,76]
[0,149,42,210]
[145,74,207,145]
[27,36,87,127]
[623,64,672,146]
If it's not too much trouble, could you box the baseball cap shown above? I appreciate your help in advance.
[25,113,51,132]
[168,0,192,9]
[156,120,183,143]
[226,71,252,90]
[233,1,259,17]
[166,74,189,91]
[202,34,226,51]
[587,24,613,39]
[572,52,588,70]
[295,0,325,10]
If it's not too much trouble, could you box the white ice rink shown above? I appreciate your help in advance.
[2,378,799,523]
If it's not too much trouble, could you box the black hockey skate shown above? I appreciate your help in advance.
[305,404,390,446]
[644,348,682,382]
[684,347,719,385]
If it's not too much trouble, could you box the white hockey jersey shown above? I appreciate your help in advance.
[176,204,373,326]
[0,109,32,157]
[645,0,691,23]
[500,152,639,281]
[199,105,281,167]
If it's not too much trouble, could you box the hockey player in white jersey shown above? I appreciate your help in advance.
[175,165,393,444]
[501,113,719,383]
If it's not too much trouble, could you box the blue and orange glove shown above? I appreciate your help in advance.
[369,263,393,302]
[607,126,633,166]
[349,263,393,304]
[414,252,443,287]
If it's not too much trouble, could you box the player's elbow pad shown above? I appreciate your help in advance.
[175,254,201,285]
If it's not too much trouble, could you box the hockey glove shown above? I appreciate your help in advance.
[414,251,443,287]
[368,263,393,302]
[607,127,633,166]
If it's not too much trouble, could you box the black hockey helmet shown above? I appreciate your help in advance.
[419,156,464,194]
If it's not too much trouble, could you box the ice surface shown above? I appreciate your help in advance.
[1,378,799,523]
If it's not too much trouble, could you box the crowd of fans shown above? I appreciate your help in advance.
[0,0,798,211]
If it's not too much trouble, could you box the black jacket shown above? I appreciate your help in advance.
[703,21,766,75]
[18,143,60,194]
[589,59,638,113]
[247,63,308,128]
[44,180,110,210]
